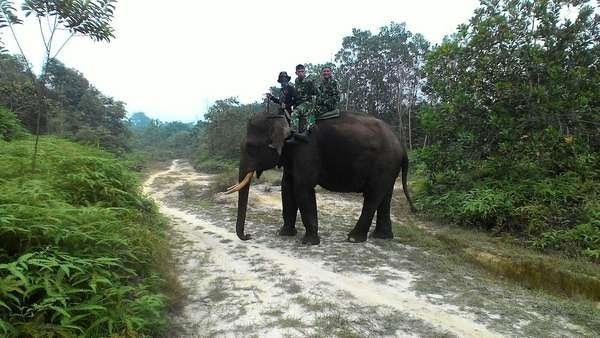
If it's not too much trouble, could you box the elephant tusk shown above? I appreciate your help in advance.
[225,171,254,194]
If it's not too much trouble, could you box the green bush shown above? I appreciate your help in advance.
[533,221,600,261]
[0,106,26,141]
[416,0,599,261]
[415,130,600,261]
[54,156,145,208]
[0,137,170,337]
[192,152,237,174]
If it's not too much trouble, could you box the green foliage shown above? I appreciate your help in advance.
[128,112,152,130]
[20,0,116,42]
[533,221,600,261]
[0,105,26,140]
[45,60,130,153]
[128,112,198,161]
[0,55,130,153]
[334,22,430,147]
[0,54,39,130]
[417,0,600,261]
[2,0,121,169]
[192,152,237,174]
[0,137,170,337]
[193,97,264,165]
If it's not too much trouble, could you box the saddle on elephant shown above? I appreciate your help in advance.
[315,108,340,121]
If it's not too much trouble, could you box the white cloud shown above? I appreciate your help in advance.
[3,0,479,122]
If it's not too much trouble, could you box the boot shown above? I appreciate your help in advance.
[285,131,309,144]
[294,131,309,142]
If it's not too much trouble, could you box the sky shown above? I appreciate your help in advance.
[2,0,480,122]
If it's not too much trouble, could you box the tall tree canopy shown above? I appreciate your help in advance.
[334,22,430,147]
[200,97,264,161]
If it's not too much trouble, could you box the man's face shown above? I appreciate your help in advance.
[321,68,332,79]
[295,68,306,79]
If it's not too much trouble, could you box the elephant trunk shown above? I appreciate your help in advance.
[235,163,252,240]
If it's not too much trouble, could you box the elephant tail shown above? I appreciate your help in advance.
[400,153,416,213]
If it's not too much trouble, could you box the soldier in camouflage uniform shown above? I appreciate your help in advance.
[286,66,340,144]
[292,64,317,133]
[266,71,296,116]
[315,66,340,118]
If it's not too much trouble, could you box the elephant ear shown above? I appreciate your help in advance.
[268,117,291,156]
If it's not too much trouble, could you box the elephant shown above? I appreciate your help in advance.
[226,110,415,245]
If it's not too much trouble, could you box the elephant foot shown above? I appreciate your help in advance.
[370,230,394,239]
[301,234,320,245]
[347,231,368,243]
[278,226,298,236]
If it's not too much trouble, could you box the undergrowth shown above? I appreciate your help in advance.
[414,129,600,262]
[0,107,26,141]
[0,136,171,337]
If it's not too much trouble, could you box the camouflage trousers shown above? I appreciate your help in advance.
[291,102,316,133]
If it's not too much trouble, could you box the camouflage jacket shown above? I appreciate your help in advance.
[315,77,340,113]
[294,76,317,105]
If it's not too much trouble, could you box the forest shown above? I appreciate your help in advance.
[1,0,598,336]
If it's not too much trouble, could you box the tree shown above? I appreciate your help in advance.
[422,0,599,164]
[129,112,153,130]
[200,97,264,160]
[417,0,599,256]
[0,53,39,128]
[334,23,430,147]
[128,116,197,160]
[0,0,117,169]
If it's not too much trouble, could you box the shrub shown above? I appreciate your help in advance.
[415,132,600,260]
[0,137,170,337]
[192,152,237,174]
[0,106,26,141]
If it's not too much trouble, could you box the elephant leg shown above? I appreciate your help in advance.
[371,188,394,239]
[348,190,384,243]
[296,186,320,245]
[279,171,298,236]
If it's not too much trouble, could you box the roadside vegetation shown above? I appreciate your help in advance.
[414,0,599,263]
[0,112,172,336]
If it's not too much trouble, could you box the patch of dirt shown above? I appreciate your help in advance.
[144,160,594,337]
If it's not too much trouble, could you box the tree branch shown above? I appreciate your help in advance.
[46,14,59,57]
[1,10,32,76]
[51,32,75,59]
[37,16,49,53]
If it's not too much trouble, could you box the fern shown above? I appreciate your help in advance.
[0,137,170,337]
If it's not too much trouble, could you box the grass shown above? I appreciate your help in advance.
[0,137,175,337]
[396,220,600,300]
[390,218,600,334]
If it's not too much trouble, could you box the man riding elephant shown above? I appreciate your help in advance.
[315,66,340,119]
[266,71,296,116]
[287,65,341,144]
[292,64,317,134]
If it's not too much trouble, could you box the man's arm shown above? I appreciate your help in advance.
[266,93,281,104]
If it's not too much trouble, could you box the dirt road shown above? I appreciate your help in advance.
[143,160,592,338]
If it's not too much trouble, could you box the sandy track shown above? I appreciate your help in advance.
[143,160,587,338]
